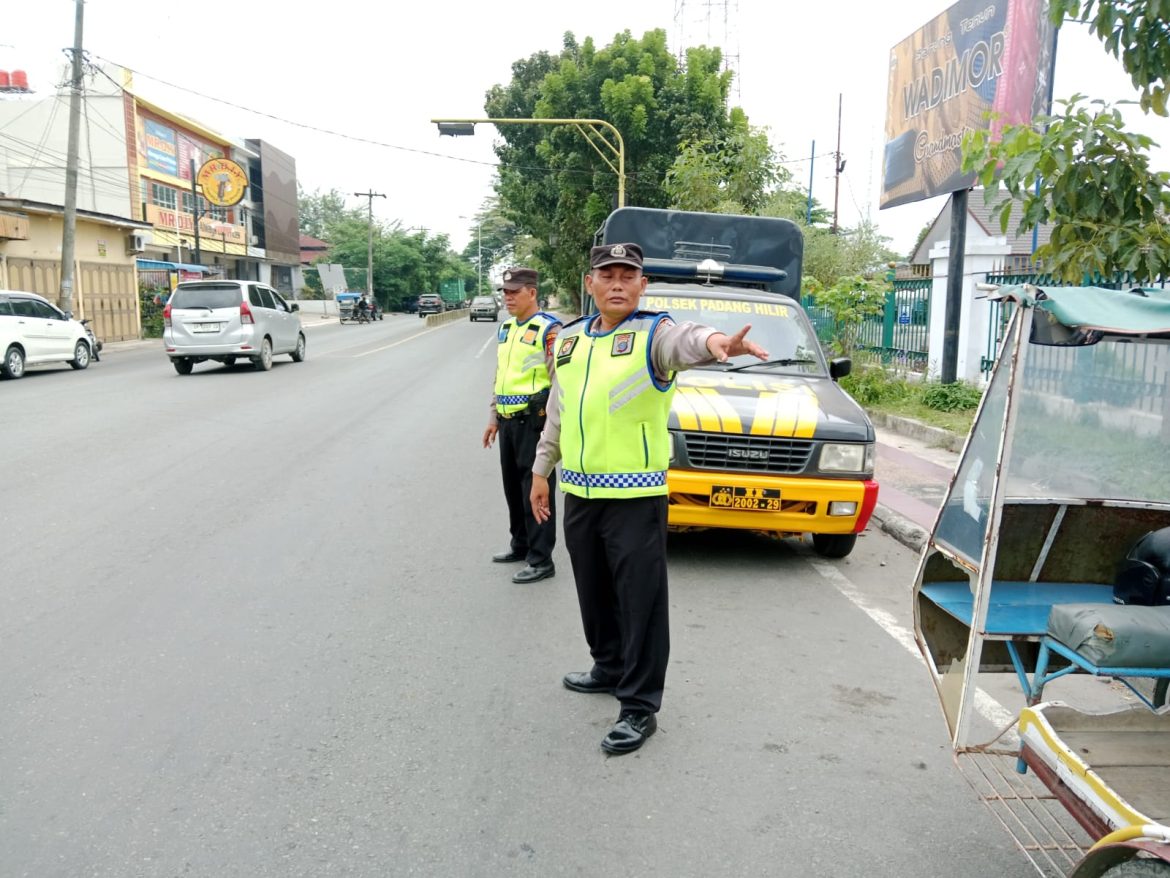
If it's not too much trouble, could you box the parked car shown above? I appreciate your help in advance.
[469,295,500,322]
[0,290,94,379]
[163,280,306,375]
[417,294,444,318]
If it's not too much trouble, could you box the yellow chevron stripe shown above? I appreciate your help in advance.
[750,392,778,435]
[672,388,700,430]
[772,390,800,436]
[699,387,743,434]
[794,388,820,438]
[681,387,722,431]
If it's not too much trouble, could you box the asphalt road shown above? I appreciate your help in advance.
[0,314,1037,877]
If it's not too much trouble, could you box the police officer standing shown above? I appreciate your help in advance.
[530,243,767,754]
[483,267,562,584]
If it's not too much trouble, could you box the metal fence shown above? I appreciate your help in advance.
[981,270,1170,377]
[802,277,932,369]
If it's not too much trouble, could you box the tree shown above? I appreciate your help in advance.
[663,112,784,214]
[962,1,1170,283]
[802,274,889,359]
[486,31,742,306]
[297,187,362,240]
[801,220,898,289]
[1051,0,1170,116]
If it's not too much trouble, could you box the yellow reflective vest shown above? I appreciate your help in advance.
[494,312,560,416]
[554,311,677,499]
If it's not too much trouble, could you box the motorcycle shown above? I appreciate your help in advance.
[81,318,102,362]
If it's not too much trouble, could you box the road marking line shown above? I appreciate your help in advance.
[475,335,494,359]
[353,323,453,357]
[808,559,1019,738]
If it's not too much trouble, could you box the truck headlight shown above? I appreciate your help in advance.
[819,443,873,473]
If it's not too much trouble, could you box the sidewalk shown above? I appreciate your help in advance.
[869,414,964,553]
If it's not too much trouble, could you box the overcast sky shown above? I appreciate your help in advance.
[5,0,1168,259]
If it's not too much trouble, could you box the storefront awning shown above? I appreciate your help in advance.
[136,259,210,272]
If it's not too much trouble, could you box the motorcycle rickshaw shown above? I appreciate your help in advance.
[336,291,360,324]
[911,284,1170,877]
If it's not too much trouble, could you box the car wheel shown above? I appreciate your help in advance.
[2,344,26,379]
[172,358,194,375]
[811,533,857,559]
[253,338,273,371]
[69,340,91,370]
[291,333,307,363]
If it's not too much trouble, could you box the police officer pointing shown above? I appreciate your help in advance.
[483,267,561,584]
[530,243,768,754]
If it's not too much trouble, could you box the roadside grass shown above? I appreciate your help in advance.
[840,361,980,436]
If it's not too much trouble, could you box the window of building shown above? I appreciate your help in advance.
[181,192,197,215]
[151,182,176,210]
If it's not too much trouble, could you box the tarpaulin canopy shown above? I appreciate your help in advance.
[993,284,1170,335]
[136,259,210,273]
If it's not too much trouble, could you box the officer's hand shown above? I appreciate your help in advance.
[707,324,769,362]
[482,424,498,449]
[531,474,551,523]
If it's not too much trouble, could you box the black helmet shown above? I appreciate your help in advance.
[1114,528,1170,606]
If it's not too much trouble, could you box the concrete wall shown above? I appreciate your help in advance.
[0,74,132,219]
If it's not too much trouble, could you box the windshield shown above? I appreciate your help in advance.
[171,284,242,310]
[641,291,824,373]
[473,297,495,305]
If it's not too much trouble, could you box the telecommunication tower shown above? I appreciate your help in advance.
[673,0,741,100]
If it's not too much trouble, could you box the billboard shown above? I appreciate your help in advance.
[880,0,1056,209]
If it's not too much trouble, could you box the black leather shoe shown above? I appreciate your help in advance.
[562,671,616,694]
[512,562,555,583]
[492,549,525,563]
[601,710,657,755]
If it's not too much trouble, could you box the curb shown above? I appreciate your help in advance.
[870,503,928,554]
[868,411,965,453]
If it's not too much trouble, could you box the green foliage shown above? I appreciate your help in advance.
[963,96,1170,282]
[297,187,363,240]
[664,117,785,214]
[486,30,742,307]
[800,220,898,289]
[138,283,165,338]
[840,366,914,407]
[803,274,888,358]
[1050,0,1170,116]
[921,380,983,412]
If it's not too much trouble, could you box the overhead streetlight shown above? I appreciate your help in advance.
[434,117,625,208]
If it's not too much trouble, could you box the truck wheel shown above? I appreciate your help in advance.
[811,533,857,559]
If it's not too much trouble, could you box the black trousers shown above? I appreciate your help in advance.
[498,416,556,566]
[563,494,670,714]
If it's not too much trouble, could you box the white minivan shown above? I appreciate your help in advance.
[0,290,94,379]
[164,280,306,375]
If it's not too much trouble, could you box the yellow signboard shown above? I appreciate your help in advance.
[197,158,248,207]
[145,204,246,245]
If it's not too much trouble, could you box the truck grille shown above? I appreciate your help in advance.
[681,432,815,474]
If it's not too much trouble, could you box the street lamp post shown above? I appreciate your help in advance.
[434,117,626,208]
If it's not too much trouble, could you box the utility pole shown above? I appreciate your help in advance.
[476,221,483,296]
[354,190,385,299]
[59,0,85,316]
[831,93,845,235]
[806,140,815,225]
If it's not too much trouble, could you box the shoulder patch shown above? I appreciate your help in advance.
[521,325,540,345]
[498,324,511,343]
[544,324,560,357]
[611,332,635,357]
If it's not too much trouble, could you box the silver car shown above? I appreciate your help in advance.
[164,281,306,375]
[469,295,499,322]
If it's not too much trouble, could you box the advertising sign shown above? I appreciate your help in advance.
[145,204,246,245]
[144,119,178,176]
[880,0,1056,209]
[197,158,248,207]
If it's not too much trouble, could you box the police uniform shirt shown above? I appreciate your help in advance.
[488,316,560,426]
[532,318,716,479]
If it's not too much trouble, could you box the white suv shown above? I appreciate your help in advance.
[164,280,306,375]
[0,290,94,379]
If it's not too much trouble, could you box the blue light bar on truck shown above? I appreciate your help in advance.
[641,257,787,286]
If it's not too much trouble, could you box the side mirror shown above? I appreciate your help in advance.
[829,357,852,380]
[290,303,300,312]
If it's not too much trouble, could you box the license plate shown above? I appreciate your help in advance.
[709,485,781,511]
[191,323,222,333]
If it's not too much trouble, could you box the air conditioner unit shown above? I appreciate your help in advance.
[249,235,259,245]
[126,231,148,254]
